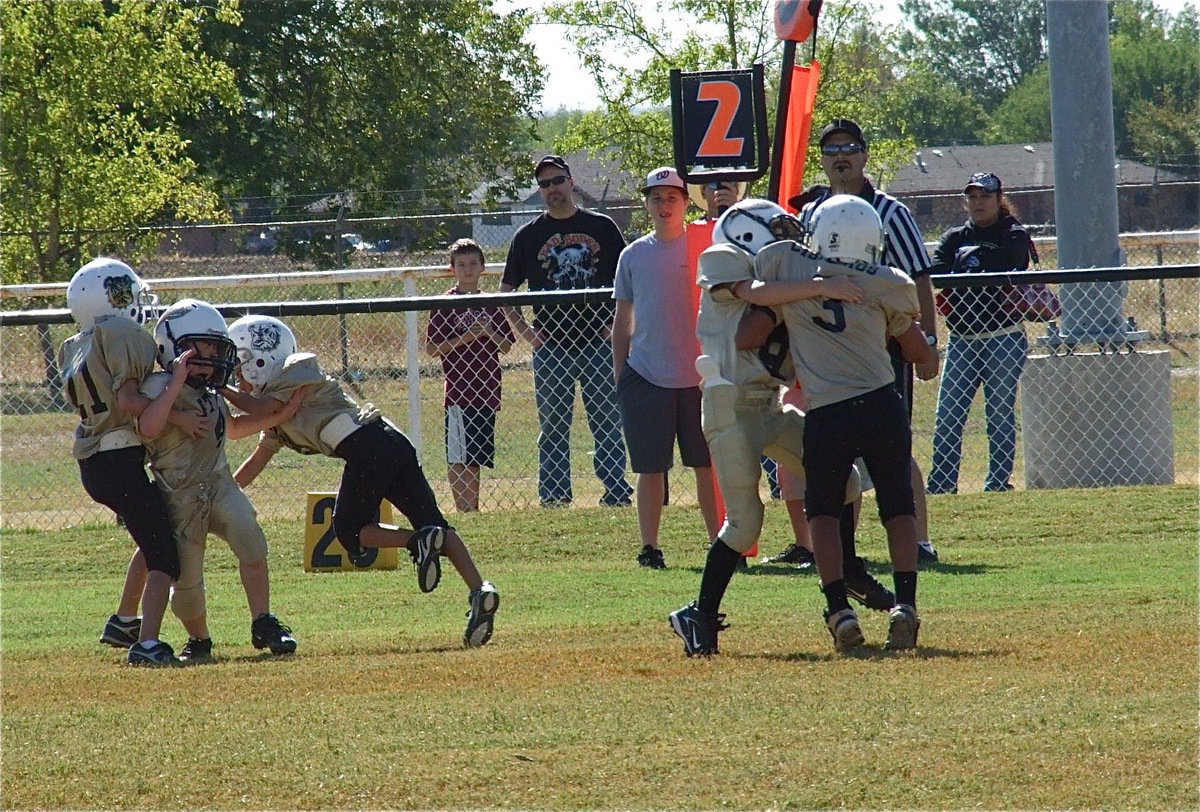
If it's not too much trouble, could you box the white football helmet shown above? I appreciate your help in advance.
[712,198,804,257]
[66,257,158,330]
[810,194,884,264]
[227,315,297,392]
[153,299,237,389]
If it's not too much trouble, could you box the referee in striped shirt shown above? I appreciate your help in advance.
[794,118,941,564]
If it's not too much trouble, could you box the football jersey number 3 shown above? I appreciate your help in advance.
[812,300,847,333]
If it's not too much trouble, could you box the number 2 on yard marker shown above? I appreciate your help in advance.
[696,80,744,159]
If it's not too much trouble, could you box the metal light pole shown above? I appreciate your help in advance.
[1044,0,1144,348]
[1022,0,1173,488]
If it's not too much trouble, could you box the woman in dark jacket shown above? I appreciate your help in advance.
[927,172,1030,494]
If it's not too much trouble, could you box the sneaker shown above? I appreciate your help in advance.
[637,545,667,569]
[179,637,213,662]
[464,581,500,648]
[669,602,728,657]
[844,557,896,611]
[917,539,939,565]
[824,607,865,652]
[127,640,179,666]
[251,613,297,655]
[408,525,445,593]
[761,544,816,569]
[540,497,572,508]
[599,491,632,507]
[884,604,921,650]
[100,615,140,648]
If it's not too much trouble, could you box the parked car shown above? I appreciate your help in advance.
[341,233,374,252]
[239,227,278,255]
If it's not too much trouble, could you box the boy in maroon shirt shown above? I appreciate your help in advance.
[426,239,516,511]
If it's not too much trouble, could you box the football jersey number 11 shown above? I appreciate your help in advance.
[64,362,109,419]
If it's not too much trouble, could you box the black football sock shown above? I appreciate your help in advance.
[839,502,858,562]
[822,579,852,614]
[894,571,917,609]
[697,539,741,614]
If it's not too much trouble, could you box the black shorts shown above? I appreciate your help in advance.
[803,385,914,522]
[616,364,710,473]
[333,420,448,556]
[888,340,913,420]
[445,405,497,468]
[78,446,181,579]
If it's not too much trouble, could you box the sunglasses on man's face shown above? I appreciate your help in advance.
[537,175,571,188]
[821,143,866,156]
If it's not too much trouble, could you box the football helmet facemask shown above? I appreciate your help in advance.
[227,315,298,393]
[66,257,158,331]
[810,194,884,264]
[713,198,804,257]
[153,299,237,389]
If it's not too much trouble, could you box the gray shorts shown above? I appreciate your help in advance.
[616,364,710,473]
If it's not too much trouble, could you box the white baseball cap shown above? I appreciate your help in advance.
[641,166,687,195]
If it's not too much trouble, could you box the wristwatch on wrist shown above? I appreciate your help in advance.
[925,333,939,348]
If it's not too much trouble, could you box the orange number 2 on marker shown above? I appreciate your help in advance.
[696,80,744,158]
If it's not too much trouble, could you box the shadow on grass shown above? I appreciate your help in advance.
[681,560,1009,577]
[734,645,1004,663]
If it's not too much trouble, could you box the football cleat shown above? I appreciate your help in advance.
[884,604,921,651]
[100,615,141,648]
[844,557,896,611]
[408,526,445,593]
[917,539,940,565]
[464,581,500,648]
[127,640,179,667]
[761,544,816,569]
[251,613,297,655]
[637,545,667,570]
[824,607,865,653]
[669,602,728,657]
[179,637,214,662]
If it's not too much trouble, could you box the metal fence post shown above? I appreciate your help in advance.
[405,273,422,452]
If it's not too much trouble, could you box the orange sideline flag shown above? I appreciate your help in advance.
[776,59,821,212]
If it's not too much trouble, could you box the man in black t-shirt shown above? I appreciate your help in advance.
[501,155,633,508]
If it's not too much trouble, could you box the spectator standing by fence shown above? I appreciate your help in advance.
[613,167,720,569]
[927,173,1031,495]
[426,239,516,512]
[797,119,941,565]
[500,155,634,508]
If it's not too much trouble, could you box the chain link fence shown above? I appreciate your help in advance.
[1,232,1196,531]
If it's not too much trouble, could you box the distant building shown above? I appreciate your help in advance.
[883,142,1196,235]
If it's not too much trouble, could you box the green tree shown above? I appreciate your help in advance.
[1,0,242,284]
[544,0,926,195]
[1110,0,1199,173]
[982,64,1050,145]
[982,0,1198,173]
[898,0,1047,110]
[543,0,783,193]
[881,63,987,146]
[180,0,544,211]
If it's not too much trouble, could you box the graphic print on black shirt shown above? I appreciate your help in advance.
[538,233,603,288]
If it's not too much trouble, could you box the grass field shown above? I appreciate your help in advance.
[1,485,1196,809]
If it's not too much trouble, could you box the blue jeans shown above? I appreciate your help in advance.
[928,329,1028,493]
[532,339,632,504]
